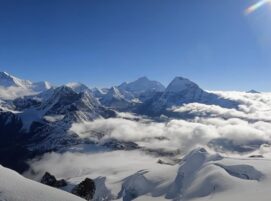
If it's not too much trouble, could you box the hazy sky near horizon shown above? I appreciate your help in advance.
[1,0,271,91]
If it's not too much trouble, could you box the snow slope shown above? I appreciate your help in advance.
[25,147,271,201]
[0,165,84,201]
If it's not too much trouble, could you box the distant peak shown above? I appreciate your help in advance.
[56,85,75,93]
[110,86,120,92]
[166,76,199,92]
[137,76,149,81]
[66,82,84,87]
[0,71,12,77]
[247,89,260,94]
[65,82,90,94]
[118,76,165,93]
[172,76,190,82]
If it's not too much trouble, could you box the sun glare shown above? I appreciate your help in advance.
[246,0,271,14]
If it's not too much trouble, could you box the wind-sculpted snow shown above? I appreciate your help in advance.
[166,148,222,199]
[25,148,271,201]
[214,163,263,181]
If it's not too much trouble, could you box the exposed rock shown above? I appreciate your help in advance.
[157,159,173,166]
[72,178,96,201]
[41,172,67,188]
[249,155,264,158]
[102,139,139,150]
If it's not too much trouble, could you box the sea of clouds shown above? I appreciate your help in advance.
[25,91,271,186]
[67,92,271,154]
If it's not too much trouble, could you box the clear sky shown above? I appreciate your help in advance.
[1,0,271,91]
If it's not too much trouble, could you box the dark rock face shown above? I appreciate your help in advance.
[72,178,96,201]
[102,139,139,150]
[13,97,41,110]
[41,172,67,188]
[0,110,34,173]
[249,155,264,158]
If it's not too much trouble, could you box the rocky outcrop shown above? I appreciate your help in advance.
[72,178,96,201]
[40,172,67,188]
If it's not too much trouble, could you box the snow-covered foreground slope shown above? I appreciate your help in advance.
[0,165,84,201]
[24,147,271,201]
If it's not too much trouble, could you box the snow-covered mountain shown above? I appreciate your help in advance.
[1,72,271,201]
[0,71,32,88]
[97,77,165,110]
[91,87,106,99]
[0,73,241,154]
[138,76,238,116]
[32,81,52,92]
[65,82,91,94]
[100,86,132,110]
[0,72,52,99]
[19,86,116,151]
[0,83,117,161]
[117,76,165,103]
[247,89,260,94]
[118,76,165,95]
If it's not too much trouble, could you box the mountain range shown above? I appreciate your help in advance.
[0,72,240,170]
[1,72,271,201]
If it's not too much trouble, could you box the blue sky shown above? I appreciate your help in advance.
[0,0,271,91]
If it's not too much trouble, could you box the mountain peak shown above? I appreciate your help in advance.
[166,76,199,92]
[32,81,52,91]
[55,85,75,94]
[65,82,90,94]
[0,71,13,79]
[119,77,165,94]
[0,71,10,76]
[247,89,260,94]
[0,71,32,88]
[108,86,124,98]
[136,76,149,81]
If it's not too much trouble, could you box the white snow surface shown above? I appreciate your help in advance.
[25,148,271,201]
[0,165,84,201]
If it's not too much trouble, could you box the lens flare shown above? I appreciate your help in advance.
[246,0,271,14]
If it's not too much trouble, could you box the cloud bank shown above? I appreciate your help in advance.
[69,92,271,154]
[24,91,271,201]
[0,86,35,100]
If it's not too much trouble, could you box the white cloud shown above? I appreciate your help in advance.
[68,92,271,154]
[23,91,271,201]
[0,86,36,100]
